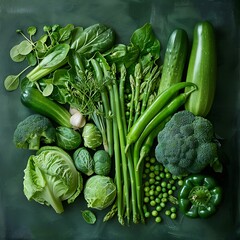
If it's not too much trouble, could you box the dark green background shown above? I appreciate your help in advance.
[0,0,239,239]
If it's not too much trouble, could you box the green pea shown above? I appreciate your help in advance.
[165,210,171,216]
[149,178,155,185]
[155,216,162,223]
[145,212,150,218]
[156,206,162,211]
[150,200,156,207]
[161,182,167,188]
[145,162,151,168]
[144,197,149,203]
[154,165,160,171]
[155,197,161,204]
[162,192,168,198]
[161,187,167,193]
[144,186,150,192]
[145,168,150,174]
[165,172,171,179]
[178,180,184,186]
[156,186,161,192]
[149,172,155,178]
[168,189,173,195]
[164,168,169,173]
[152,210,158,217]
[170,213,177,219]
[150,157,156,164]
[160,202,165,208]
[155,176,161,181]
[172,186,177,191]
[160,173,165,178]
[170,207,177,213]
[149,189,154,196]
[161,197,167,203]
[150,166,155,172]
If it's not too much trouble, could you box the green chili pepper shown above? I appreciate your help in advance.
[178,174,222,218]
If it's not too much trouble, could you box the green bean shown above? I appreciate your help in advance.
[130,87,197,158]
[125,82,197,151]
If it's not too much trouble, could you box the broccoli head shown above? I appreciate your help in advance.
[155,110,220,176]
[13,114,56,150]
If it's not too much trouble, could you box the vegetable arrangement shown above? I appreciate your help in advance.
[4,20,224,226]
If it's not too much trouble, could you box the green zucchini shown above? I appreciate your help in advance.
[158,28,188,95]
[184,21,217,117]
[21,87,72,128]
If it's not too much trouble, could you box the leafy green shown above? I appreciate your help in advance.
[130,23,160,60]
[81,210,97,224]
[23,146,83,214]
[71,23,115,58]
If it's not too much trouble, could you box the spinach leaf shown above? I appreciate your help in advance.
[130,23,160,60]
[71,24,115,59]
[104,44,139,69]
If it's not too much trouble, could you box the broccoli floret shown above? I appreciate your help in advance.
[155,110,220,176]
[13,114,56,150]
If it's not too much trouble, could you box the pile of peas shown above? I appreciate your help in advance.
[142,156,184,223]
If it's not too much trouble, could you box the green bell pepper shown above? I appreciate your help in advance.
[178,174,222,218]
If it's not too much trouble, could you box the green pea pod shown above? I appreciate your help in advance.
[178,174,222,218]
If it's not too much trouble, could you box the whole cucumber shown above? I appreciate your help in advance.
[21,87,72,128]
[184,21,217,117]
[158,28,188,95]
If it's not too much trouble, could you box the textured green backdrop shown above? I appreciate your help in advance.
[0,0,239,239]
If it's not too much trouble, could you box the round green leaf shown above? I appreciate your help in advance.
[18,40,33,55]
[10,45,25,62]
[27,26,37,36]
[4,75,20,91]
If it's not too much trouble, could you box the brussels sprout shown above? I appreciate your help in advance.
[84,175,116,210]
[73,147,94,176]
[82,123,102,149]
[55,126,82,150]
[93,150,111,176]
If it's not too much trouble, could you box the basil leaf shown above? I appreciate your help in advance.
[81,210,96,224]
